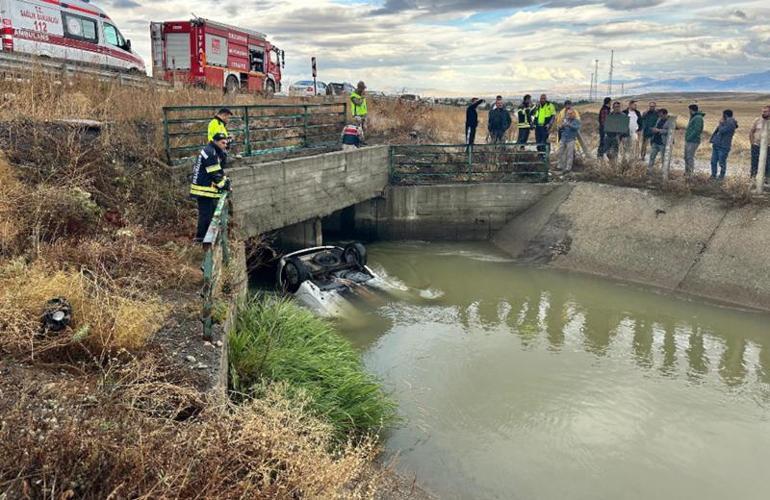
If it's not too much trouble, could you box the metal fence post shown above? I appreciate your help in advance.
[303,105,309,147]
[162,108,171,163]
[756,120,768,194]
[243,106,251,157]
[467,145,473,176]
[662,116,676,181]
[221,199,230,265]
[201,246,214,341]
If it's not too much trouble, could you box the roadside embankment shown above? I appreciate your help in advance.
[493,182,770,312]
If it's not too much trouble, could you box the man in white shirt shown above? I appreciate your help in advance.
[624,100,642,160]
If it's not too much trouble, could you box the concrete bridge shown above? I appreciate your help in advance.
[228,145,556,245]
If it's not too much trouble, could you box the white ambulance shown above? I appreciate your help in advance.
[0,0,145,73]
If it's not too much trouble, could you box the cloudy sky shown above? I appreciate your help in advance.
[100,0,770,95]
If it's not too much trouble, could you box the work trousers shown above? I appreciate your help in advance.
[557,140,576,172]
[489,129,506,144]
[640,136,652,159]
[710,146,730,179]
[648,143,666,173]
[750,144,770,178]
[466,125,477,151]
[623,133,638,160]
[684,142,699,175]
[195,196,218,242]
[535,126,550,151]
[517,128,530,144]
[597,126,606,157]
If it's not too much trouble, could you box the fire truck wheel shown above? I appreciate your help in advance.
[225,76,239,94]
[265,80,276,96]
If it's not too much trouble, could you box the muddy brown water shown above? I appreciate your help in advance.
[337,241,770,500]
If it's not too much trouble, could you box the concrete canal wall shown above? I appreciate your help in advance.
[492,183,770,312]
[353,183,559,240]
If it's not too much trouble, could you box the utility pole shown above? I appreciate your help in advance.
[608,50,614,96]
[621,82,624,96]
[594,59,599,100]
[589,72,594,101]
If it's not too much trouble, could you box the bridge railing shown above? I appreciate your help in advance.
[201,191,230,341]
[163,102,347,163]
[389,143,550,184]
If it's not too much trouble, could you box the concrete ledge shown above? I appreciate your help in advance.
[228,145,389,236]
[355,183,558,241]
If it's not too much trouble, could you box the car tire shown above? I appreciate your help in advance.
[281,256,311,293]
[343,243,367,268]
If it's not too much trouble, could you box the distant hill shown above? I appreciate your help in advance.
[630,71,770,92]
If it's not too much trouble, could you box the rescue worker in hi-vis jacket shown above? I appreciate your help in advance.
[207,108,232,143]
[191,133,230,242]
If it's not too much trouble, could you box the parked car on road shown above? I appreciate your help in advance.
[288,79,327,97]
[326,82,355,96]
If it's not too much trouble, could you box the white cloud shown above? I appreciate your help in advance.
[97,0,770,94]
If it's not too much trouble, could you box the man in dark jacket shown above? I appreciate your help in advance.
[709,109,738,180]
[597,97,611,158]
[684,104,705,176]
[465,97,485,151]
[648,109,670,173]
[190,133,230,242]
[488,96,512,144]
[639,101,658,159]
[516,94,534,144]
[604,101,627,164]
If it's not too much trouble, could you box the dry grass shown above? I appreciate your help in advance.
[368,98,464,143]
[0,359,383,499]
[0,259,169,356]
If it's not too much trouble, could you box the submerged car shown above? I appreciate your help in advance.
[277,243,386,317]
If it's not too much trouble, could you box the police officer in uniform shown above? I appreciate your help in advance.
[191,133,230,242]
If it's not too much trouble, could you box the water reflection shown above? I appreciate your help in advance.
[341,242,770,500]
[359,241,770,392]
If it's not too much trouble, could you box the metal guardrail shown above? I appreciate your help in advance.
[163,102,347,163]
[201,192,230,341]
[0,51,167,88]
[389,143,550,184]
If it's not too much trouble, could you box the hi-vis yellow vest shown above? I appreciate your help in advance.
[207,118,229,142]
[350,92,368,117]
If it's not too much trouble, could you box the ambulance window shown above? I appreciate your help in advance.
[103,24,125,48]
[62,13,98,43]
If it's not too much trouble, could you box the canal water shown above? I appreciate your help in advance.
[337,241,770,500]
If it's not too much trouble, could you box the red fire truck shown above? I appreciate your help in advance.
[150,17,284,94]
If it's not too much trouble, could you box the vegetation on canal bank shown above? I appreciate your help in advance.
[230,297,398,442]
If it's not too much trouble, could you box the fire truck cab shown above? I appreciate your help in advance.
[151,18,284,94]
[0,0,145,72]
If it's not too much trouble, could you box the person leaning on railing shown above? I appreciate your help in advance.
[190,133,231,242]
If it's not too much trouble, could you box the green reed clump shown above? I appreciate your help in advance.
[229,297,397,441]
